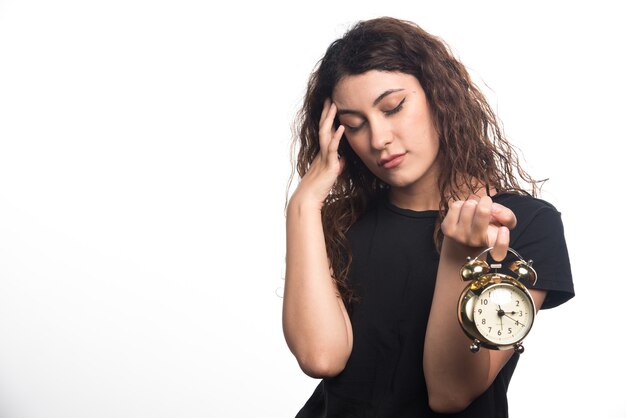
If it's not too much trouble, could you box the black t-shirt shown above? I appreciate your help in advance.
[296,193,574,418]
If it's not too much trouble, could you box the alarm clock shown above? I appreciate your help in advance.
[457,247,538,354]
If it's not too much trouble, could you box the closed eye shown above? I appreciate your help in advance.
[340,97,405,133]
[383,98,405,116]
[345,122,364,133]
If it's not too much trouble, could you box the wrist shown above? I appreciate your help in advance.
[287,193,324,216]
[441,237,484,262]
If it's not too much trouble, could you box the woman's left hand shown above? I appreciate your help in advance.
[441,196,517,261]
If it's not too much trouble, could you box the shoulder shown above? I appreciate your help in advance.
[493,192,559,218]
[494,192,574,309]
[493,192,562,238]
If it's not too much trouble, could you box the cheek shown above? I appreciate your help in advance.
[425,123,440,155]
[404,109,429,131]
[407,111,438,150]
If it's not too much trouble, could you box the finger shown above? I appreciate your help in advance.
[490,226,510,261]
[458,199,479,231]
[319,98,331,128]
[491,203,517,229]
[319,101,337,137]
[472,196,492,237]
[327,124,345,155]
[317,101,335,158]
[441,200,464,236]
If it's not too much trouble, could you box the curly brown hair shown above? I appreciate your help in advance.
[290,17,541,306]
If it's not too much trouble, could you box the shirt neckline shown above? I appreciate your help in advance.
[381,197,439,219]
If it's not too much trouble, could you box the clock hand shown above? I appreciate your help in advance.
[497,306,516,316]
[497,305,504,330]
[502,313,526,327]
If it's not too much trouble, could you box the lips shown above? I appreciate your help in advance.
[379,153,406,169]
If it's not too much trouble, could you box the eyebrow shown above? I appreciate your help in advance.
[336,88,405,117]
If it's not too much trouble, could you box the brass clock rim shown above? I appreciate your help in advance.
[458,279,536,349]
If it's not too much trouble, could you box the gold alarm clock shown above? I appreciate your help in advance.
[457,247,538,354]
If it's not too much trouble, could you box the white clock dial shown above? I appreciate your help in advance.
[472,283,535,345]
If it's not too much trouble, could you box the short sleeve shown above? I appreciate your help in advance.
[495,195,575,310]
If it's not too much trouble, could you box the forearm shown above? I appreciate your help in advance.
[282,195,352,377]
[423,239,511,412]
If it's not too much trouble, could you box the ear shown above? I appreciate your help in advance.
[460,258,490,281]
[509,260,537,285]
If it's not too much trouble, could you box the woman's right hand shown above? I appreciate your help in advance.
[292,99,346,209]
[284,101,353,378]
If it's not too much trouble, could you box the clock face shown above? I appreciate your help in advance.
[472,282,535,345]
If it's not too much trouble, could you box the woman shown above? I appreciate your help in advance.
[283,17,574,417]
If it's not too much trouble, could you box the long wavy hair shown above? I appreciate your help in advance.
[290,17,541,306]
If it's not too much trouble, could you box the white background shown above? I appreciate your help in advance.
[0,1,623,417]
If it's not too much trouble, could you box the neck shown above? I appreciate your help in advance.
[388,187,440,212]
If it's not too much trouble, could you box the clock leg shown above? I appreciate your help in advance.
[470,339,481,353]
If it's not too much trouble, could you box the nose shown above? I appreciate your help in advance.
[369,118,393,150]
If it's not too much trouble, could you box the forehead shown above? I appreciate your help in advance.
[332,71,421,108]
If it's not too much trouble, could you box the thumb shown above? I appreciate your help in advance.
[336,154,346,174]
[489,226,509,262]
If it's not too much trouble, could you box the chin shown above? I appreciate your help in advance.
[384,174,423,189]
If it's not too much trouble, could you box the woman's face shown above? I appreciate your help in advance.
[333,71,440,203]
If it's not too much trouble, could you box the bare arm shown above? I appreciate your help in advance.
[424,196,547,413]
[282,100,353,378]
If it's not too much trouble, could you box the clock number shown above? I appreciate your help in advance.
[488,327,492,333]
[478,309,482,315]
[481,318,486,325]
[518,311,523,317]
[497,330,502,336]
[481,299,489,306]
[508,328,512,334]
